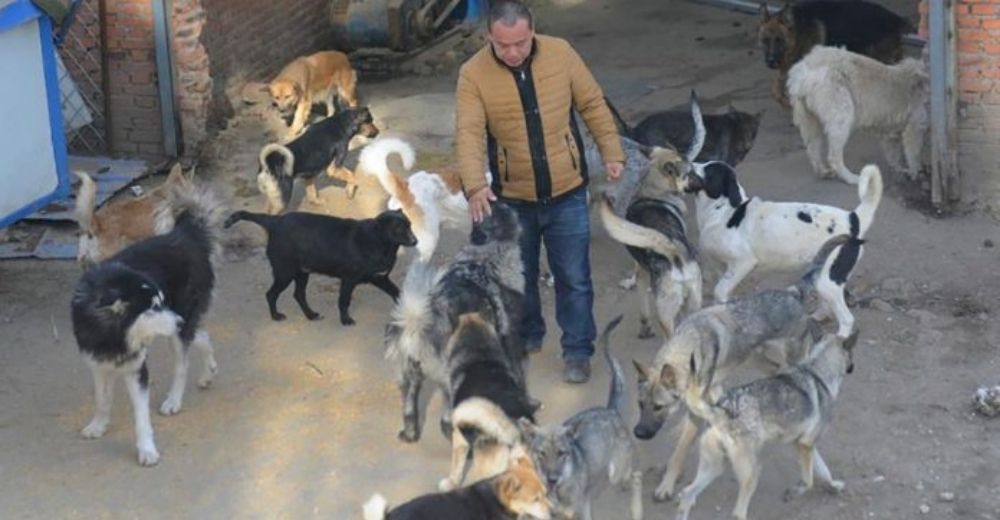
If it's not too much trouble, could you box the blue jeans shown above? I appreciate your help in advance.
[509,189,596,361]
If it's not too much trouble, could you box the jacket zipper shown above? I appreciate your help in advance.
[565,134,578,170]
[503,147,510,181]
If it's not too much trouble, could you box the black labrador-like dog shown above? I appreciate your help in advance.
[225,209,417,325]
[607,97,762,166]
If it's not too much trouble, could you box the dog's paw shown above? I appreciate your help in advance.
[653,485,675,503]
[305,312,324,321]
[825,479,845,495]
[397,428,420,443]
[438,478,456,492]
[137,445,160,467]
[81,420,108,439]
[782,483,809,502]
[198,363,218,389]
[271,312,287,322]
[159,396,183,416]
[340,316,356,326]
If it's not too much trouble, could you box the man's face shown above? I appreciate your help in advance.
[489,18,534,68]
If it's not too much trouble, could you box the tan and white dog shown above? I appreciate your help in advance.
[267,50,359,139]
[788,45,928,184]
[75,164,191,269]
[360,137,490,262]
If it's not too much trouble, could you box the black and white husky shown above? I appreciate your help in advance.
[70,180,225,466]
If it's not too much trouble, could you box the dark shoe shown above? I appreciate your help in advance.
[563,358,591,384]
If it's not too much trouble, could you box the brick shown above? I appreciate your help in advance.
[962,78,995,92]
[971,4,999,15]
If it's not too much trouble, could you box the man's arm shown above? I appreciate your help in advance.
[454,67,489,197]
[567,45,625,165]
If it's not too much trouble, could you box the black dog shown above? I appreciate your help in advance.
[607,97,762,166]
[224,209,417,325]
[71,182,224,466]
[256,104,380,214]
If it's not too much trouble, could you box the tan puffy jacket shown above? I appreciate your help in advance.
[455,35,624,203]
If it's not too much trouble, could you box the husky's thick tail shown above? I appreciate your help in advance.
[154,180,227,263]
[73,171,97,234]
[385,260,440,365]
[601,315,627,414]
[795,234,853,295]
[604,96,633,137]
[259,143,295,207]
[599,193,686,263]
[223,210,278,233]
[852,165,883,239]
[362,494,389,520]
[685,90,706,163]
[451,397,520,447]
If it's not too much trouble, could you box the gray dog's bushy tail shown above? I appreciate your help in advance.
[601,315,627,414]
[796,234,852,295]
[386,260,441,366]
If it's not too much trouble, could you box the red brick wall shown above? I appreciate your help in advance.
[100,0,336,158]
[104,0,163,157]
[920,0,1000,206]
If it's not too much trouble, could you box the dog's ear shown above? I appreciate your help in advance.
[633,359,650,382]
[806,318,824,344]
[497,471,523,500]
[637,143,654,158]
[778,1,794,25]
[517,417,537,439]
[660,364,678,389]
[97,290,128,315]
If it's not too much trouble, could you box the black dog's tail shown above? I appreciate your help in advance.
[153,178,227,265]
[259,143,295,206]
[223,210,277,233]
[604,96,632,137]
[601,315,627,414]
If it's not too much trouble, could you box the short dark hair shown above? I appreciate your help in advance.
[488,1,533,30]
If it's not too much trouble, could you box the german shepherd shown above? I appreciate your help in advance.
[758,0,912,106]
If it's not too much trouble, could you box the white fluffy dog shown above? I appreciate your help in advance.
[360,137,489,262]
[680,161,883,337]
[788,46,928,184]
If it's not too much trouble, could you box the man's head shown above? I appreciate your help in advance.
[488,1,534,68]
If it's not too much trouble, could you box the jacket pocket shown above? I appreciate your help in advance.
[565,133,579,171]
[501,147,510,181]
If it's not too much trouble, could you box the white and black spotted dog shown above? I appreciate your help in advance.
[71,180,225,466]
[680,161,882,337]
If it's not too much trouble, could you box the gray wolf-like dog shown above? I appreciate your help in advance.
[788,45,928,184]
[385,202,529,443]
[632,235,849,501]
[675,326,860,520]
[519,316,642,520]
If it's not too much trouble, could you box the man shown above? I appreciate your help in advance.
[454,0,625,383]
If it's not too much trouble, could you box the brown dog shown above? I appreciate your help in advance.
[74,164,191,268]
[758,0,910,107]
[268,50,359,139]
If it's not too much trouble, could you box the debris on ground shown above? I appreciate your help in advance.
[972,385,1000,417]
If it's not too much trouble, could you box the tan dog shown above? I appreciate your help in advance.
[74,164,191,268]
[268,50,358,139]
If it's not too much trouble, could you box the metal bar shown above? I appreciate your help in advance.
[686,0,926,47]
[928,0,959,205]
[151,0,179,157]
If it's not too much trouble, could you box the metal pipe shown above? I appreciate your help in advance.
[151,0,179,157]
[686,0,926,47]
[928,0,959,204]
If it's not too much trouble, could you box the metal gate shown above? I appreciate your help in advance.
[54,0,107,155]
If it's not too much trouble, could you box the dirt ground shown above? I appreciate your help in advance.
[2,0,999,518]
